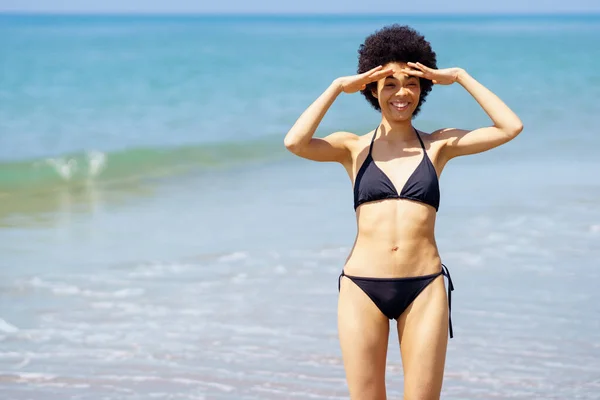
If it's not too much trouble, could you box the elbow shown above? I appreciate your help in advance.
[283,136,300,153]
[512,121,524,136]
[503,120,524,138]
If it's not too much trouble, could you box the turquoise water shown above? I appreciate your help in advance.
[0,14,599,399]
[1,14,600,190]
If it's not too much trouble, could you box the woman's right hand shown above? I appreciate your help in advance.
[335,65,395,94]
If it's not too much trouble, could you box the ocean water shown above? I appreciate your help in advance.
[1,13,600,399]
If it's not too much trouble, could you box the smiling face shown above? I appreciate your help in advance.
[371,62,421,122]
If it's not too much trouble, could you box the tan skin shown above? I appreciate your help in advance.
[284,61,523,399]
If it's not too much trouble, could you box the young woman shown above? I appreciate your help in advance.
[284,25,523,400]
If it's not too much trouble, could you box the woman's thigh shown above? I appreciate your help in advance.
[338,276,391,400]
[397,276,449,400]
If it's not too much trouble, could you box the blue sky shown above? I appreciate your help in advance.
[1,0,599,14]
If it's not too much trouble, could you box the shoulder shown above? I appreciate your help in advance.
[417,128,452,147]
[429,127,468,142]
[322,131,365,152]
[324,131,360,143]
[426,128,470,151]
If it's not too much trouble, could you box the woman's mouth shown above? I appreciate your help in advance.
[390,101,410,111]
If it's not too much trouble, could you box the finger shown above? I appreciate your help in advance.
[401,68,424,77]
[407,62,430,73]
[368,67,395,79]
[361,65,383,76]
[371,68,395,78]
[415,62,433,72]
[359,69,393,84]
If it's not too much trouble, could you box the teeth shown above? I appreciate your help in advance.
[392,102,408,108]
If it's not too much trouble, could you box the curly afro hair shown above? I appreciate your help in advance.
[358,25,437,117]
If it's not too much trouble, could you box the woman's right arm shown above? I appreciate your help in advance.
[283,80,351,163]
[284,65,394,163]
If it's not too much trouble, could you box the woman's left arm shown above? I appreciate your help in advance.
[405,63,524,160]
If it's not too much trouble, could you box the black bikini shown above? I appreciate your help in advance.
[354,126,440,211]
[339,127,455,338]
[339,266,454,338]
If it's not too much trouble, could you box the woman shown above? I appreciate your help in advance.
[283,25,522,400]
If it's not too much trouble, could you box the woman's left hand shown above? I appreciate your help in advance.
[403,62,464,85]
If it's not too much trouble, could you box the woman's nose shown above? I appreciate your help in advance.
[395,86,408,96]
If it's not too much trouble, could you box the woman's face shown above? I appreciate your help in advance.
[373,62,421,121]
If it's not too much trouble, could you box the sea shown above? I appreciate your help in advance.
[1,13,599,399]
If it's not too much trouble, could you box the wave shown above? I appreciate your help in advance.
[0,137,285,196]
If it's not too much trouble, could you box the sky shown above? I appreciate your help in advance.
[1,0,599,14]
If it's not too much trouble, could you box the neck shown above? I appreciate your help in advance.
[377,118,416,142]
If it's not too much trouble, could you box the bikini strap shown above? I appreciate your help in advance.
[414,128,427,151]
[372,126,424,154]
[368,126,379,155]
[338,270,346,291]
[440,264,455,338]
[338,265,454,338]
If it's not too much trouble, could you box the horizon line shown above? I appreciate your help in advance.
[2,10,600,16]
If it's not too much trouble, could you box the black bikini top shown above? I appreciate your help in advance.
[353,127,440,211]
